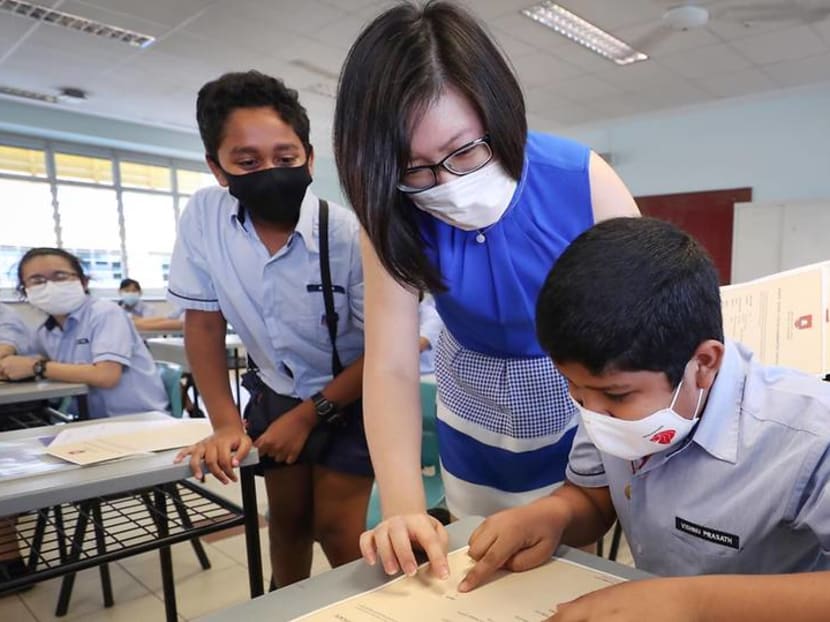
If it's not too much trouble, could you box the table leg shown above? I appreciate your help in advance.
[154,487,178,622]
[91,501,114,607]
[56,502,91,617]
[240,466,263,598]
[233,347,242,411]
[76,395,90,421]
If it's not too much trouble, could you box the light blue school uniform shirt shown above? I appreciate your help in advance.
[0,303,32,354]
[119,299,154,318]
[568,341,830,577]
[34,297,169,419]
[166,186,364,400]
[418,295,443,375]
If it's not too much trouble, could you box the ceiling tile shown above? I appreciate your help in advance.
[0,10,37,41]
[762,51,830,88]
[60,0,169,36]
[595,61,686,92]
[308,14,372,50]
[511,52,583,89]
[694,67,778,98]
[491,28,538,61]
[614,21,722,57]
[555,75,623,102]
[554,0,660,31]
[705,12,796,42]
[658,43,753,79]
[69,0,206,29]
[811,16,830,44]
[242,0,348,36]
[315,0,383,12]
[729,24,828,65]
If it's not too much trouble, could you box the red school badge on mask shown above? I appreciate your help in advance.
[650,429,676,445]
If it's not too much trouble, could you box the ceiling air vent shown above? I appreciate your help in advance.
[0,0,156,48]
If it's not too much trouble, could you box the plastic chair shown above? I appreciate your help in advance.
[365,379,446,529]
[156,361,184,418]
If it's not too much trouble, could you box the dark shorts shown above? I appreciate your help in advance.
[243,374,373,478]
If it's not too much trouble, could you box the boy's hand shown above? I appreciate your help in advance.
[253,402,316,465]
[549,578,701,621]
[174,425,251,484]
[460,499,569,592]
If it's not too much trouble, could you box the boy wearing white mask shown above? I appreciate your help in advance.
[0,248,168,418]
[459,218,830,622]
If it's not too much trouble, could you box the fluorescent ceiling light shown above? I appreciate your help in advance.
[0,85,59,104]
[0,0,156,48]
[521,1,647,66]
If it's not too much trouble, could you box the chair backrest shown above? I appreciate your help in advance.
[156,361,183,418]
[419,380,439,469]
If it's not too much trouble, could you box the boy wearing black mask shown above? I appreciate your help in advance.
[168,71,372,589]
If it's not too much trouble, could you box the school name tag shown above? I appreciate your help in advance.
[675,517,740,549]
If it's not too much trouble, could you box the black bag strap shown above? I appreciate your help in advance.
[318,199,344,376]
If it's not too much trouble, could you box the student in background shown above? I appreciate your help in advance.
[0,248,168,418]
[168,71,372,589]
[0,303,31,359]
[118,278,184,333]
[460,218,830,622]
[418,294,442,376]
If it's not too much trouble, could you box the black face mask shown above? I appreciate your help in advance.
[224,165,312,225]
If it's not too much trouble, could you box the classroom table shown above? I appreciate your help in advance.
[0,412,263,621]
[0,380,90,424]
[199,516,651,622]
[138,328,184,339]
[146,335,247,410]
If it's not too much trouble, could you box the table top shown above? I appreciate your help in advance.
[0,380,88,406]
[0,412,258,516]
[198,516,651,622]
[138,329,184,338]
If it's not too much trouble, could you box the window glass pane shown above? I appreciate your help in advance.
[0,179,56,288]
[54,152,113,185]
[0,145,47,178]
[56,185,123,289]
[122,192,177,288]
[176,169,214,194]
[120,161,171,191]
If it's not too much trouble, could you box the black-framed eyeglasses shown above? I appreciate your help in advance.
[23,271,80,288]
[398,135,492,193]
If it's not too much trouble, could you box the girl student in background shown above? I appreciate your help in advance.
[0,248,168,418]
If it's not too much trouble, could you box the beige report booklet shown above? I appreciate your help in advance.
[720,261,830,375]
[294,547,625,622]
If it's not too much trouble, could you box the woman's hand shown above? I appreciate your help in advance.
[174,425,252,484]
[360,513,450,579]
[253,402,317,465]
[0,355,40,380]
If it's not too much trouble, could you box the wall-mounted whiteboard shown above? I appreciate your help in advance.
[732,199,830,284]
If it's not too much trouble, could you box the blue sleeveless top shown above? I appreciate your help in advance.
[419,132,594,358]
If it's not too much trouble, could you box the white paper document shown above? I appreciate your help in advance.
[295,547,625,622]
[46,417,213,465]
[721,261,830,375]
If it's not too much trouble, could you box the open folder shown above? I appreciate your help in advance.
[46,417,213,466]
[294,547,625,622]
[721,260,830,375]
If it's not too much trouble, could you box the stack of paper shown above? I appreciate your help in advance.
[294,548,625,622]
[46,418,213,466]
[721,261,830,375]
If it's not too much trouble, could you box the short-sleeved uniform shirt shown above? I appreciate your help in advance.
[567,341,830,576]
[34,297,169,418]
[0,303,32,354]
[166,186,364,400]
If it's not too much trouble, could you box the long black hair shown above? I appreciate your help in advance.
[334,1,526,291]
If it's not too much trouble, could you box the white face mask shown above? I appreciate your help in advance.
[576,380,705,461]
[27,281,87,316]
[408,162,517,231]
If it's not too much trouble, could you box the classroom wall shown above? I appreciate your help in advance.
[547,82,830,204]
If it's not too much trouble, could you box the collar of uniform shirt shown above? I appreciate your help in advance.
[685,340,745,465]
[43,297,91,331]
[228,187,320,255]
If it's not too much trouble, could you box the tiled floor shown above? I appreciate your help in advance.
[1,374,635,620]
